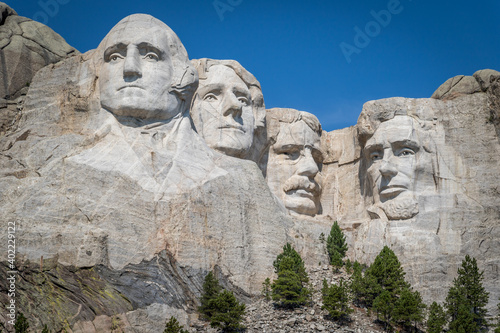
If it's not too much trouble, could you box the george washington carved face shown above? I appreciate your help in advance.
[98,14,196,122]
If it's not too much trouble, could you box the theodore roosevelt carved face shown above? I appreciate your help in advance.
[191,59,265,159]
[363,115,424,220]
[98,14,196,122]
[266,109,323,216]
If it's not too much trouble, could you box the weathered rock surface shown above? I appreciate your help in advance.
[0,2,78,135]
[0,4,499,332]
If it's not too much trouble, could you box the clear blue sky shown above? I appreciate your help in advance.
[8,0,500,132]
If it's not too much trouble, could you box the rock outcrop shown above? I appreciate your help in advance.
[0,2,78,135]
[0,4,499,332]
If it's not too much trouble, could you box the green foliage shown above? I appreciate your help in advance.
[321,278,353,321]
[199,271,222,319]
[426,302,447,333]
[209,290,246,332]
[41,324,51,333]
[373,290,395,329]
[366,246,409,296]
[273,243,308,283]
[445,255,489,333]
[345,259,353,274]
[163,316,188,333]
[393,287,426,330]
[272,246,311,308]
[319,232,325,243]
[198,271,246,332]
[261,278,271,301]
[495,298,500,333]
[14,313,29,333]
[326,221,348,269]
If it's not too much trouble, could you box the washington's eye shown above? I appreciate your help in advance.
[144,53,159,61]
[398,148,415,157]
[203,93,218,102]
[109,53,123,62]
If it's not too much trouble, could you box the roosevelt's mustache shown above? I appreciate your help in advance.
[282,175,321,195]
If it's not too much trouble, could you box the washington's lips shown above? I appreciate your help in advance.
[118,85,144,91]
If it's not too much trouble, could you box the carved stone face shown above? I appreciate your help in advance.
[363,116,422,220]
[99,18,177,120]
[267,120,322,216]
[191,65,254,157]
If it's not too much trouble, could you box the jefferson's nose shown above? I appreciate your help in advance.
[297,148,319,177]
[123,47,142,78]
[221,93,243,119]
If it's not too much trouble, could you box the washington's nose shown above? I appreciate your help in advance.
[379,159,398,178]
[297,148,319,177]
[221,93,243,119]
[123,47,142,78]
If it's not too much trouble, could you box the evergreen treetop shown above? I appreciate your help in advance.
[321,278,353,321]
[163,316,188,333]
[445,255,489,333]
[273,243,308,283]
[326,221,348,268]
[366,246,409,295]
[199,271,222,319]
[209,290,246,332]
[426,301,447,333]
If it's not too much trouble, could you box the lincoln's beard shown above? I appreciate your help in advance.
[380,193,419,220]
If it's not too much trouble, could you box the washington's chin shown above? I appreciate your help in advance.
[101,99,178,121]
[283,191,319,216]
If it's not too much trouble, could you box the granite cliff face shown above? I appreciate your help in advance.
[0,4,499,332]
[0,2,78,136]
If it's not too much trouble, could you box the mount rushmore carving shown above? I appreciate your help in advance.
[1,9,499,332]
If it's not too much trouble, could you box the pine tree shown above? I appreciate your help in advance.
[272,250,311,308]
[14,313,29,333]
[261,277,271,300]
[41,324,51,333]
[209,290,246,332]
[445,255,489,333]
[163,317,188,333]
[199,271,222,319]
[393,287,426,331]
[373,290,395,330]
[321,278,353,321]
[326,221,348,269]
[494,298,500,333]
[366,246,409,296]
[426,302,447,333]
[273,243,308,283]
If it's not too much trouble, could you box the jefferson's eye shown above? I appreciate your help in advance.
[238,97,250,106]
[144,53,159,61]
[398,148,415,157]
[203,93,218,102]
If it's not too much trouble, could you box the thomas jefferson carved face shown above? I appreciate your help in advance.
[267,120,322,216]
[363,116,422,220]
[191,65,254,157]
[99,16,178,120]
